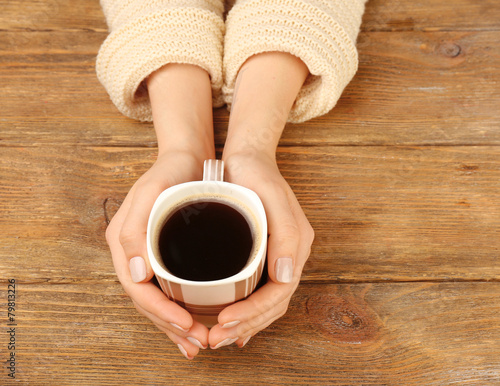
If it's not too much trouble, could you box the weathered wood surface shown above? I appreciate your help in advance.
[1,1,500,147]
[2,0,499,31]
[1,146,499,282]
[0,0,499,384]
[1,282,498,384]
[361,0,500,32]
[1,29,499,146]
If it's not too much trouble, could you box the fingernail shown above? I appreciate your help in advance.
[170,323,190,333]
[221,320,240,329]
[177,344,193,360]
[211,337,238,349]
[187,336,207,349]
[275,257,293,283]
[241,336,251,348]
[129,256,147,282]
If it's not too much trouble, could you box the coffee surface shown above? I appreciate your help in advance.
[159,201,253,281]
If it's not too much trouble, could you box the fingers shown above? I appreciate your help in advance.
[209,189,314,348]
[107,192,208,357]
[106,186,136,281]
[108,205,194,327]
[224,154,303,284]
[134,301,209,359]
[116,154,204,284]
[209,280,297,348]
[118,176,168,283]
[109,235,195,330]
[130,281,195,330]
[105,153,214,359]
[220,280,297,330]
[259,181,301,284]
[208,156,315,348]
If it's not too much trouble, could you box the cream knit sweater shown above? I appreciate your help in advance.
[96,0,367,123]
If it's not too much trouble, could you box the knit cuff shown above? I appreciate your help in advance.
[223,0,363,123]
[96,8,224,121]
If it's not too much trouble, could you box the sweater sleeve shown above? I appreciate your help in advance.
[222,0,367,123]
[96,0,225,121]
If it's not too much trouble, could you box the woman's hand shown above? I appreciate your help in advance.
[106,151,211,359]
[208,51,312,349]
[106,63,216,359]
[208,152,314,348]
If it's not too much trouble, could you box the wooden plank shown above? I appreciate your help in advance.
[0,0,498,32]
[0,0,108,31]
[337,30,500,145]
[0,2,497,384]
[362,0,500,32]
[1,30,499,147]
[284,146,500,282]
[1,145,498,282]
[1,281,498,384]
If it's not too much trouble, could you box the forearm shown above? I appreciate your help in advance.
[223,52,309,159]
[147,63,215,160]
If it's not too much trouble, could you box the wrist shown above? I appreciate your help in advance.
[224,51,308,161]
[147,63,215,161]
[154,120,214,162]
[222,146,276,171]
[222,128,280,161]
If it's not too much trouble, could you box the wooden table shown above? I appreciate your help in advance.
[1,0,499,384]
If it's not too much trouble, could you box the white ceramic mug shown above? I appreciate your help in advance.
[147,159,267,327]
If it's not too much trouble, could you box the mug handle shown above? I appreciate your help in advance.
[203,159,224,182]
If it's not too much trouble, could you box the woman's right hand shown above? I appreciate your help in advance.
[106,150,211,359]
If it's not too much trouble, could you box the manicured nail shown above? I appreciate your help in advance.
[275,257,293,283]
[129,256,147,282]
[241,336,251,348]
[170,323,190,333]
[211,337,238,349]
[221,320,240,329]
[187,336,207,349]
[177,344,193,360]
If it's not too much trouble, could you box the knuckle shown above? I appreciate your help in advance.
[247,315,263,331]
[134,177,153,193]
[266,179,287,198]
[248,296,269,315]
[105,223,114,245]
[105,215,121,246]
[276,308,287,320]
[305,224,315,245]
[276,222,300,243]
[118,225,137,249]
[285,221,301,237]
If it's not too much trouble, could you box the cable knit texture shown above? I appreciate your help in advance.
[96,0,225,121]
[224,0,367,123]
[97,0,367,123]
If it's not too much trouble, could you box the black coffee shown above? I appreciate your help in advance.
[158,201,253,281]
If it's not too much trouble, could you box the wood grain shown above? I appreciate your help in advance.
[1,0,498,32]
[361,0,500,32]
[1,282,498,384]
[0,0,108,31]
[1,0,499,383]
[1,29,499,146]
[1,146,498,282]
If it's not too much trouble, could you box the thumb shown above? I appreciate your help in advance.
[263,190,300,284]
[119,183,164,283]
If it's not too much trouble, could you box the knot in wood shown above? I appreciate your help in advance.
[306,292,380,344]
[437,42,462,58]
[103,197,122,225]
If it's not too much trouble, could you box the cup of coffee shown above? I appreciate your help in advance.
[147,159,267,327]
